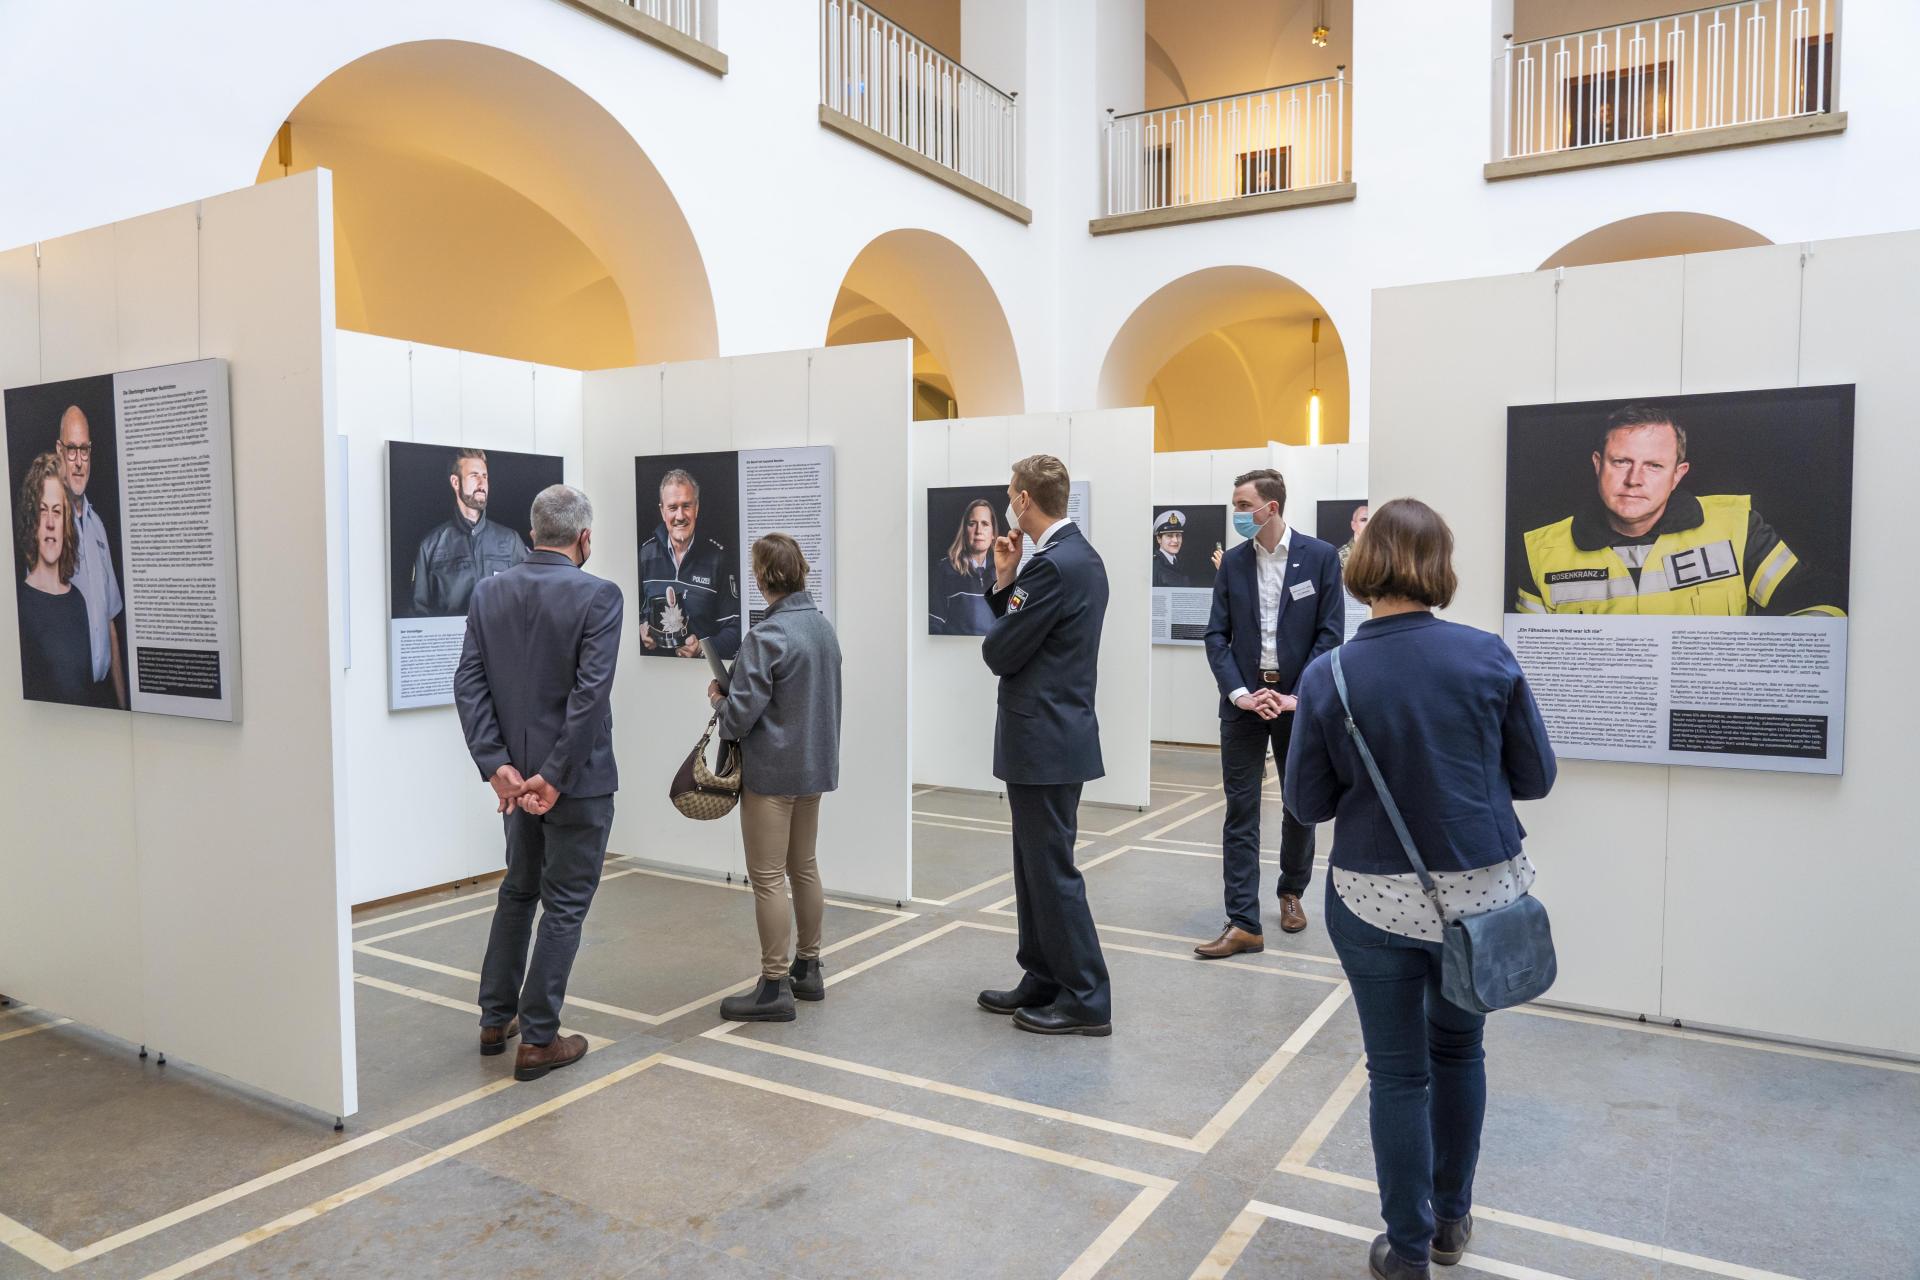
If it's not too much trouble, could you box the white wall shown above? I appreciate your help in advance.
[334,331,586,905]
[0,172,356,1117]
[584,341,914,903]
[912,409,1154,812]
[1372,231,1920,1059]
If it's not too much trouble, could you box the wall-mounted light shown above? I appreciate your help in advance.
[1312,0,1330,48]
[1308,317,1322,447]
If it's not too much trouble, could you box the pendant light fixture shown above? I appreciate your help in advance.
[1312,0,1330,48]
[1308,317,1323,447]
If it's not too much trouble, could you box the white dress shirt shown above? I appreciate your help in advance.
[1032,517,1072,553]
[1228,523,1292,706]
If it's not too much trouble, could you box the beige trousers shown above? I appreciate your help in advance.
[740,790,825,980]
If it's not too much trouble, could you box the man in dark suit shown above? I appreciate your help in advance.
[1199,468,1343,956]
[977,455,1112,1036]
[454,483,623,1082]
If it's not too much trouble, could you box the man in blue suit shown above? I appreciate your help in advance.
[455,484,623,1082]
[1199,468,1343,955]
[976,455,1113,1036]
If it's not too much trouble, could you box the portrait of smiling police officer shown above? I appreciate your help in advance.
[638,467,740,660]
[411,449,531,618]
[1516,404,1843,617]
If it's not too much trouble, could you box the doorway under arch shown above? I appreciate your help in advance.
[1539,212,1772,271]
[824,230,1023,421]
[256,40,717,370]
[1099,266,1348,451]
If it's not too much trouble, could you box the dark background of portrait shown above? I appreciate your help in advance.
[387,440,562,619]
[6,373,122,593]
[634,449,742,657]
[1315,498,1369,552]
[1504,385,1854,611]
[927,484,1008,635]
[1152,503,1226,590]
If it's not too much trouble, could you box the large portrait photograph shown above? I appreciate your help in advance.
[1150,503,1225,646]
[6,373,127,710]
[635,450,742,660]
[1504,386,1854,774]
[927,485,1007,636]
[386,440,563,710]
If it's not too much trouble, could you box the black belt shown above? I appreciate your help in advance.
[1260,670,1282,685]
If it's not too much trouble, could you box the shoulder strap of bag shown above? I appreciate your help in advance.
[1329,648,1448,924]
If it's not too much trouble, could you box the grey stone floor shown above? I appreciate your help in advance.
[2,744,1915,1279]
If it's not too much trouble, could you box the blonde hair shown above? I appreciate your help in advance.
[946,498,998,575]
[1011,454,1070,518]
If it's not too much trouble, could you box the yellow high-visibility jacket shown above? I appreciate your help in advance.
[1516,492,1843,617]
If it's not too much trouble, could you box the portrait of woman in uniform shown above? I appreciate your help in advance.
[927,487,1010,636]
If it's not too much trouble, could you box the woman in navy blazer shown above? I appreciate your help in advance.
[1284,499,1556,1280]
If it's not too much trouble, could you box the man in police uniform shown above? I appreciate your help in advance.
[1516,404,1844,617]
[1153,510,1190,588]
[411,450,531,617]
[977,454,1112,1037]
[637,468,740,660]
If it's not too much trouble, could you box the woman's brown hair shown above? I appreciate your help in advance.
[1341,497,1456,609]
[752,532,809,597]
[16,452,78,584]
[946,498,998,576]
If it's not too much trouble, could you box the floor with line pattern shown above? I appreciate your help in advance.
[2,744,1914,1279]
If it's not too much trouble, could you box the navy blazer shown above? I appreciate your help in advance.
[1282,612,1556,876]
[455,550,624,799]
[1204,529,1344,718]
[981,523,1108,786]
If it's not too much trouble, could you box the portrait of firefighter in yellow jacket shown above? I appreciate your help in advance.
[1516,403,1844,617]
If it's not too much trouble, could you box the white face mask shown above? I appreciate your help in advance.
[1005,498,1022,532]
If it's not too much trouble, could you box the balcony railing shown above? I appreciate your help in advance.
[1104,73,1347,219]
[1502,0,1834,159]
[820,0,1022,205]
[618,0,716,47]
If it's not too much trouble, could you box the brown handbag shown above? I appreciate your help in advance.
[670,714,743,820]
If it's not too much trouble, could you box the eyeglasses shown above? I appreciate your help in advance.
[59,443,92,459]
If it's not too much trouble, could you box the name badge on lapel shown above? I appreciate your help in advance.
[1289,579,1316,601]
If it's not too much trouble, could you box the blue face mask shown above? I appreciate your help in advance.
[1232,508,1268,540]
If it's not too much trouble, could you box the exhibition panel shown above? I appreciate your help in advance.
[911,409,1153,812]
[1372,235,1918,1057]
[334,331,587,905]
[585,341,912,902]
[0,172,357,1116]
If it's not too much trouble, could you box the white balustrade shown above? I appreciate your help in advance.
[1502,0,1834,159]
[621,0,715,47]
[821,0,1022,204]
[1104,73,1348,218]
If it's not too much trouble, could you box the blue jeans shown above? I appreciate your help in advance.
[1325,879,1487,1266]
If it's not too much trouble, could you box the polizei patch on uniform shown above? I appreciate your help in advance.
[1007,587,1030,612]
[1545,569,1611,584]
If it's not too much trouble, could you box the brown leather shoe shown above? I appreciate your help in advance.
[513,1033,587,1082]
[1279,894,1309,934]
[1195,924,1265,959]
[479,1017,519,1057]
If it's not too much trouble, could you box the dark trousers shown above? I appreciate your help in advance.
[1006,782,1111,1022]
[478,794,615,1047]
[1220,710,1316,933]
[1326,880,1487,1266]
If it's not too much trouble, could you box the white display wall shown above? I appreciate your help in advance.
[584,341,913,903]
[0,172,356,1116]
[334,332,586,905]
[1372,232,1920,1058]
[912,410,1155,811]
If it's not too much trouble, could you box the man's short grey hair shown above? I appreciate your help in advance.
[659,468,700,500]
[531,484,593,546]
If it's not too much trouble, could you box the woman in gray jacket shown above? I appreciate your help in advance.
[707,533,844,1022]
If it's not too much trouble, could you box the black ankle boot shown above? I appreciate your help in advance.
[720,977,795,1023]
[1369,1234,1431,1280]
[1432,1214,1471,1266]
[789,957,825,1002]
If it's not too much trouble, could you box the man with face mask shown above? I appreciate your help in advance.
[410,449,530,617]
[455,484,622,1083]
[1200,468,1343,954]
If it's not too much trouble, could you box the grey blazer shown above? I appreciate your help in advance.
[714,591,843,796]
[454,550,624,798]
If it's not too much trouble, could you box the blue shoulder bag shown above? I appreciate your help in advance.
[1329,648,1558,1014]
